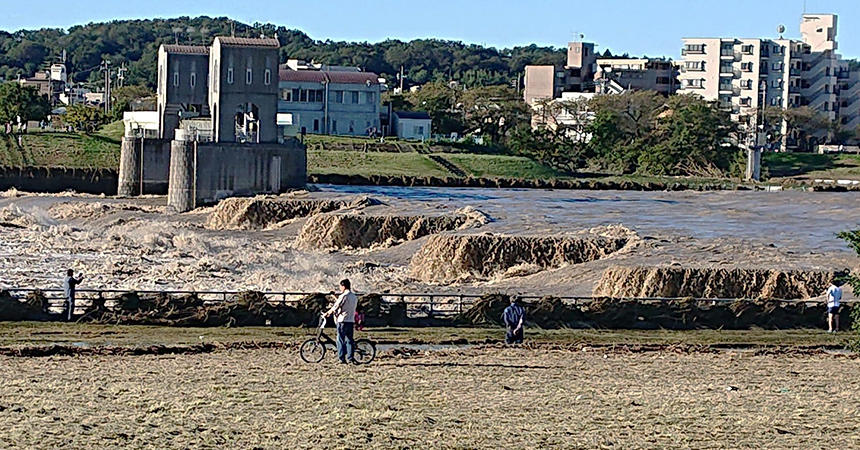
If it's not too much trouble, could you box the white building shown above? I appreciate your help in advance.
[392,111,431,140]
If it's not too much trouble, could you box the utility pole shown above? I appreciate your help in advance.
[101,59,112,115]
[399,65,404,93]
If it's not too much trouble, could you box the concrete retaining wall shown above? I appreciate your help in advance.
[0,167,118,195]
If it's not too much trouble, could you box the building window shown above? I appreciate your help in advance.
[335,91,344,103]
[227,67,234,85]
[246,67,253,85]
[741,62,753,72]
[415,126,425,136]
[684,44,705,54]
[741,45,754,54]
[316,90,324,102]
[684,61,704,71]
[366,91,375,103]
[264,69,271,86]
[173,72,179,87]
[300,89,308,102]
[771,79,781,88]
[313,119,319,132]
[772,62,783,71]
[332,120,337,133]
[685,79,704,88]
[351,91,359,104]
[823,102,829,111]
[740,97,752,106]
[281,89,291,101]
[292,88,300,101]
[190,73,196,88]
[740,79,752,89]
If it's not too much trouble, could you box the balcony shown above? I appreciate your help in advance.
[718,85,734,94]
[720,48,735,58]
[682,48,706,56]
[789,68,801,77]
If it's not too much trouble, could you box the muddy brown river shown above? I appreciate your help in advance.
[1,186,858,297]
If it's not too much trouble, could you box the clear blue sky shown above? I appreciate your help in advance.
[2,0,858,59]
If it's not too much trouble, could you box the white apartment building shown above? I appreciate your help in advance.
[679,14,858,150]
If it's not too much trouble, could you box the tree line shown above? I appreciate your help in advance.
[0,16,565,89]
[509,92,745,177]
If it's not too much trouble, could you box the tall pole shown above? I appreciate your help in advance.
[399,65,404,93]
[101,60,112,115]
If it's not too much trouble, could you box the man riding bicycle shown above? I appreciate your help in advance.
[324,279,358,364]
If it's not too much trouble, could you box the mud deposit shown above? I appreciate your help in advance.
[1,186,858,301]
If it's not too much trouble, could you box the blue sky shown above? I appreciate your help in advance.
[2,0,858,59]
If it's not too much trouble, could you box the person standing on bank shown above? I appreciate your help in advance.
[502,297,526,344]
[63,269,83,322]
[325,279,358,364]
[825,280,843,333]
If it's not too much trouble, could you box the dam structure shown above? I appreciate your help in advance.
[118,37,306,212]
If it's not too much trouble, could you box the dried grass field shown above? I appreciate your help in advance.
[1,345,859,449]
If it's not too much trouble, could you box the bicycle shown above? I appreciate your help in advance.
[299,315,376,364]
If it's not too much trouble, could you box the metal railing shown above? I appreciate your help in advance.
[4,287,850,320]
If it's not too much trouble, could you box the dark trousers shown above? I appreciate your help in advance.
[337,322,355,362]
[506,327,524,344]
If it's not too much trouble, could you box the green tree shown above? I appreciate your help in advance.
[642,94,742,176]
[64,104,107,133]
[0,82,50,124]
[837,230,860,347]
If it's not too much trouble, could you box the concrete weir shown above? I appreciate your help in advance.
[166,140,306,212]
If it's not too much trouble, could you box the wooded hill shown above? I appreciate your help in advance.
[0,16,565,88]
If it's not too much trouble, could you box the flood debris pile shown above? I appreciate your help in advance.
[296,211,487,250]
[410,233,629,283]
[205,196,377,230]
[0,290,52,321]
[78,292,330,327]
[457,294,852,330]
[594,265,841,299]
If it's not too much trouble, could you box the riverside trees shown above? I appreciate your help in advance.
[510,92,744,177]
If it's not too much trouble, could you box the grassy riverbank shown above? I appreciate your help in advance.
[3,127,860,186]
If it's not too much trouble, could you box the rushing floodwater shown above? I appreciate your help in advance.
[318,185,860,253]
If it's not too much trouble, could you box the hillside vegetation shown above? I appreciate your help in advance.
[0,17,564,88]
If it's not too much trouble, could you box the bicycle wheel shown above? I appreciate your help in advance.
[353,339,376,365]
[300,339,326,363]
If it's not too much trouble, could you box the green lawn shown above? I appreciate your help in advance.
[764,152,860,181]
[441,153,566,179]
[0,121,122,168]
[307,150,450,177]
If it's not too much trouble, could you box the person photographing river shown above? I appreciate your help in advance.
[63,269,83,322]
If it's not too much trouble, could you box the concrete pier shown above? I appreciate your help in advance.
[167,140,195,212]
[117,137,141,196]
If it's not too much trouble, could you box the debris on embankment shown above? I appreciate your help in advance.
[458,294,853,330]
[409,233,630,283]
[205,195,377,230]
[296,207,489,250]
[0,290,52,322]
[593,265,842,300]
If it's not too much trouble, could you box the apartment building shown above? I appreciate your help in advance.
[679,14,858,150]
[524,42,679,107]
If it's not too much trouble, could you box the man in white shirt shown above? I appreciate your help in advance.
[825,281,843,333]
[325,279,358,364]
